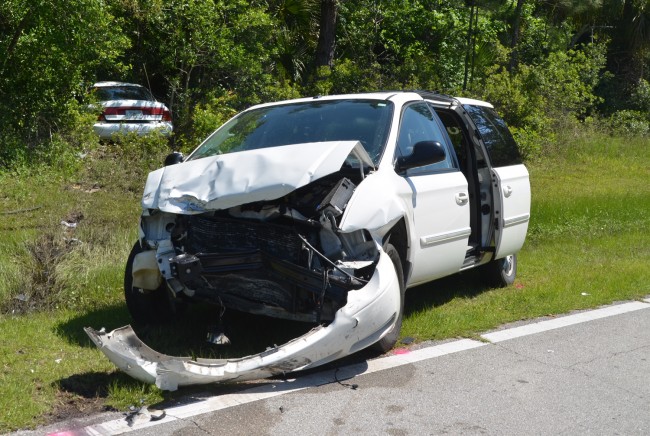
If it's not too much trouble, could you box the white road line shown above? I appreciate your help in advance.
[62,299,650,436]
[481,301,650,343]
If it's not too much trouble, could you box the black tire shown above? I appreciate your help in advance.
[372,243,405,352]
[482,253,517,288]
[124,242,181,324]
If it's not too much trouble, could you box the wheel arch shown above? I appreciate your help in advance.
[382,217,411,286]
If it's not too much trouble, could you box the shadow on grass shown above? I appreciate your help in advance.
[53,303,132,348]
[404,268,494,317]
[54,302,316,359]
[55,268,495,354]
[57,371,117,398]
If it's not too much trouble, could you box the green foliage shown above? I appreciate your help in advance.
[108,131,171,164]
[79,133,171,197]
[335,1,477,90]
[0,0,129,150]
[509,125,554,161]
[478,42,607,157]
[485,42,606,120]
[0,130,28,168]
[532,44,606,118]
[2,0,649,161]
[179,91,239,151]
[629,78,650,112]
[315,59,382,95]
[605,110,650,136]
[108,0,279,131]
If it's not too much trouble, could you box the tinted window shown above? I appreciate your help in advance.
[396,102,457,175]
[434,109,467,167]
[188,100,394,165]
[464,105,522,166]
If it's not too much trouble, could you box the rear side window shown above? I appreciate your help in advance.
[464,105,522,167]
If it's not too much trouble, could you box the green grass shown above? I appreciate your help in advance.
[1,132,649,432]
[0,142,168,431]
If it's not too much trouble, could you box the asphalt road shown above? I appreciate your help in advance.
[18,299,650,435]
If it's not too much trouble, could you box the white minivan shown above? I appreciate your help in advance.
[87,91,530,390]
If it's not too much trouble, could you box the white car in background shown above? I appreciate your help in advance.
[87,91,530,390]
[92,81,173,139]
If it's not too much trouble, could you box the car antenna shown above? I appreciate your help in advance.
[143,64,153,97]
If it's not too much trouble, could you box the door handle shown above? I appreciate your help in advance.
[503,185,513,198]
[455,192,469,205]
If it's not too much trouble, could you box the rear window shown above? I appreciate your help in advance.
[464,105,522,167]
[94,86,154,102]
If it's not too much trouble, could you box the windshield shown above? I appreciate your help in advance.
[187,99,394,165]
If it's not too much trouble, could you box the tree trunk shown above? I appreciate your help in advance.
[2,11,32,73]
[613,0,646,85]
[508,0,526,71]
[463,5,476,90]
[315,0,338,70]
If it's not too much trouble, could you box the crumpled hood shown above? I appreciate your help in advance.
[142,141,373,214]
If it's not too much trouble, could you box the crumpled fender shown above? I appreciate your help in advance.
[85,249,400,391]
[339,170,407,235]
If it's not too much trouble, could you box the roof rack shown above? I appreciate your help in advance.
[410,90,456,103]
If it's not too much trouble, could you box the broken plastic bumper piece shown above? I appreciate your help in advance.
[85,250,400,391]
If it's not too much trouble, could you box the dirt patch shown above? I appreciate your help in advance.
[62,210,84,225]
[46,372,117,425]
[46,391,113,424]
[69,183,102,194]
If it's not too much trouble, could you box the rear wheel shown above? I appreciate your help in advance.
[124,242,181,324]
[372,243,405,352]
[482,254,517,288]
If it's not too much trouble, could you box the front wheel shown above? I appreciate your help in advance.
[482,254,517,288]
[372,243,405,352]
[124,242,181,324]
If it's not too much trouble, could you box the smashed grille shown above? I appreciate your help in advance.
[187,215,305,264]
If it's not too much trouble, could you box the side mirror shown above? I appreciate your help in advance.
[164,151,184,166]
[396,141,446,172]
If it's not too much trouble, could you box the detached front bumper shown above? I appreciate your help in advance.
[85,249,400,391]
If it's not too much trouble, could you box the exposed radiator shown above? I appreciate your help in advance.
[187,215,306,263]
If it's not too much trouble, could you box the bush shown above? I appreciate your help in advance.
[605,110,650,137]
[476,43,607,159]
[629,79,650,113]
[0,104,99,176]
[181,92,239,151]
[509,125,553,161]
[0,131,29,169]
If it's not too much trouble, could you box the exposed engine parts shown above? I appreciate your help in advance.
[141,174,379,324]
